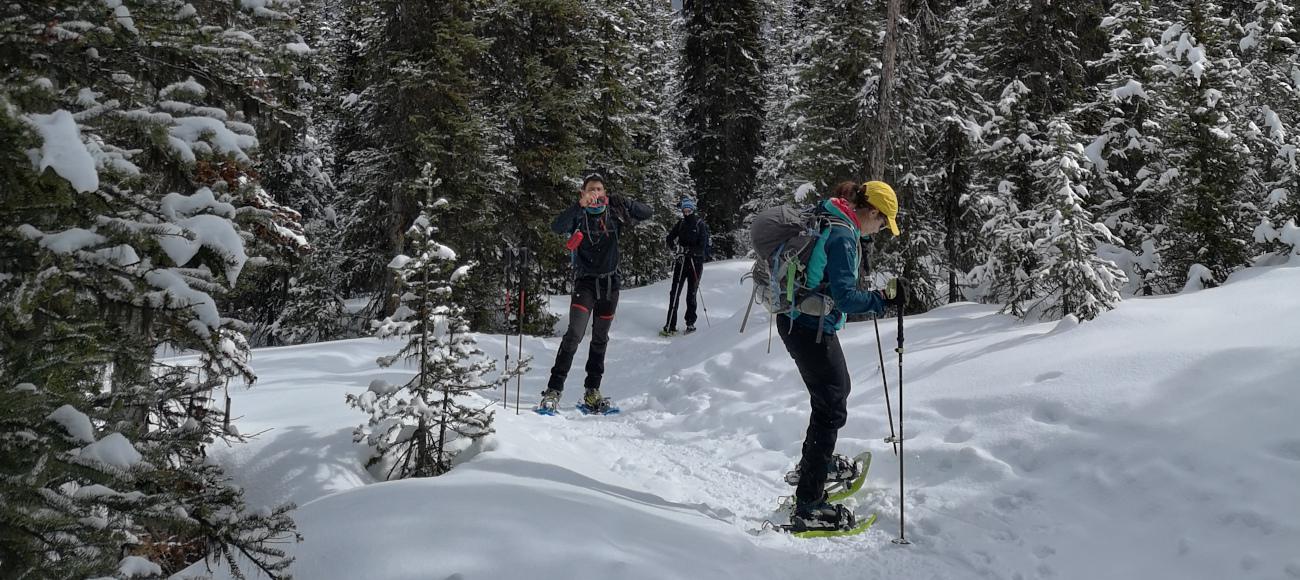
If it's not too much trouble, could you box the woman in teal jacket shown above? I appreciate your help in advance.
[782,180,903,532]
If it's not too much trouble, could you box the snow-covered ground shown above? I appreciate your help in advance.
[179,259,1300,580]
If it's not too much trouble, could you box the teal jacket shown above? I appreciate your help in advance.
[792,199,887,335]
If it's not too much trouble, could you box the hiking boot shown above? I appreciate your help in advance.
[790,494,855,532]
[659,326,678,337]
[582,388,608,409]
[783,453,861,486]
[538,389,561,413]
[684,325,697,334]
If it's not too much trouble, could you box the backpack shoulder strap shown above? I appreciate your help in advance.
[822,215,854,232]
[804,214,855,289]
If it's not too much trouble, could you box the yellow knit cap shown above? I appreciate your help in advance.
[864,181,899,236]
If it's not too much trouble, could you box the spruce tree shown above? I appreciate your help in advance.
[971,0,1098,119]
[347,184,517,479]
[1235,0,1300,257]
[679,0,766,256]
[968,1,1107,312]
[1157,0,1254,289]
[1,1,300,576]
[752,0,805,213]
[631,0,693,287]
[579,0,681,288]
[334,0,517,332]
[969,80,1043,315]
[1029,119,1128,321]
[478,0,599,309]
[779,0,881,199]
[218,0,329,346]
[269,0,354,345]
[1079,0,1175,295]
[876,1,961,310]
[917,0,988,304]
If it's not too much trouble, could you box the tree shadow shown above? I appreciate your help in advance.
[465,455,738,523]
[218,424,374,510]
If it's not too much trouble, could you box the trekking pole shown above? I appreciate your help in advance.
[890,284,910,545]
[664,253,685,333]
[502,248,514,409]
[875,317,898,456]
[515,248,530,416]
[690,256,710,327]
[663,254,678,332]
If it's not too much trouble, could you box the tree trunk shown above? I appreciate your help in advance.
[869,0,903,181]
[945,125,964,304]
[437,323,452,475]
[417,267,431,476]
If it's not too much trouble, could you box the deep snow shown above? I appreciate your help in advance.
[178,259,1300,580]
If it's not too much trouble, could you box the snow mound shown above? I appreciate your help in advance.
[185,462,815,580]
[176,259,1300,580]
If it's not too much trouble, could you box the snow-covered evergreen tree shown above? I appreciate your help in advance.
[271,238,350,345]
[969,80,1043,315]
[266,0,355,345]
[474,0,683,297]
[476,0,610,306]
[1156,1,1255,290]
[347,185,519,479]
[218,0,333,346]
[637,0,695,286]
[779,0,882,198]
[680,0,766,257]
[1234,0,1300,257]
[1079,0,1175,295]
[971,0,1098,121]
[915,0,988,304]
[752,0,809,212]
[334,0,517,332]
[580,0,681,288]
[1,1,301,576]
[1029,120,1128,321]
[876,1,959,311]
[967,1,1108,311]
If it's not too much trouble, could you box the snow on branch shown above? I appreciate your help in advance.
[24,110,98,193]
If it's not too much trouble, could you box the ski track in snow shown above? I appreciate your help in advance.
[179,259,1300,580]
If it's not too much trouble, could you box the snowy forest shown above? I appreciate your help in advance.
[3,0,1299,577]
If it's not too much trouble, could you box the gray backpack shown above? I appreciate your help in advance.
[741,205,852,342]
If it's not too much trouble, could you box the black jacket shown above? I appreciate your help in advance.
[551,195,653,278]
[666,214,711,258]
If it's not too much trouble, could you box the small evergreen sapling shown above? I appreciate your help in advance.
[348,185,524,479]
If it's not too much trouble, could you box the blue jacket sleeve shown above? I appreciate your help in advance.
[825,235,885,316]
[551,203,583,235]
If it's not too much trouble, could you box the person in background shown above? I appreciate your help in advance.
[662,196,710,336]
[540,172,653,414]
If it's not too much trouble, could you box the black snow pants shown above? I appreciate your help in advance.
[666,254,704,329]
[548,275,620,392]
[777,314,852,504]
